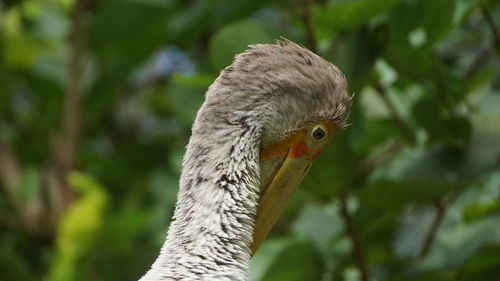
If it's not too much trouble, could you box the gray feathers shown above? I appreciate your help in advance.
[140,39,351,281]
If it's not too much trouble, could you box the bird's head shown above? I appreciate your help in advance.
[197,39,351,254]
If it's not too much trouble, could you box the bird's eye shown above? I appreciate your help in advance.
[311,124,327,141]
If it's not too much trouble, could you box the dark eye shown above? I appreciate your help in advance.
[311,124,327,141]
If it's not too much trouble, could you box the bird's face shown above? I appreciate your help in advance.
[251,118,336,253]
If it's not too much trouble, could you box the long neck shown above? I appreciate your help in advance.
[141,119,261,281]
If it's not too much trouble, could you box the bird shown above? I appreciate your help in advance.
[140,39,351,281]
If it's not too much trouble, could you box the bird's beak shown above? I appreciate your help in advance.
[251,122,335,254]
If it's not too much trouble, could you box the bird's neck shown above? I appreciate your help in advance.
[141,122,261,281]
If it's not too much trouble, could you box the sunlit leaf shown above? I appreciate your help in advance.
[463,201,500,222]
[3,34,38,69]
[49,172,108,281]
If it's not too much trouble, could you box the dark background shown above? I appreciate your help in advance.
[0,0,500,280]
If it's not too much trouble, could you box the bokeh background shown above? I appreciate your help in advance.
[1,0,500,280]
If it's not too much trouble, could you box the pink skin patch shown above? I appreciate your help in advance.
[291,143,310,158]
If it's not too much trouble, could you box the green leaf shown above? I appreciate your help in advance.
[166,0,273,47]
[0,251,37,281]
[250,238,294,281]
[352,118,402,155]
[465,106,500,177]
[360,180,470,208]
[383,45,439,80]
[259,240,324,281]
[2,0,27,8]
[209,20,278,71]
[477,91,500,115]
[210,0,272,26]
[371,146,478,182]
[312,0,401,32]
[166,74,208,124]
[88,0,173,69]
[292,203,343,251]
[49,172,108,281]
[173,73,215,88]
[463,201,500,222]
[0,71,14,115]
[412,99,471,146]
[389,0,456,47]
[385,270,456,281]
[419,214,500,269]
[3,33,39,69]
[459,245,500,281]
[89,205,152,281]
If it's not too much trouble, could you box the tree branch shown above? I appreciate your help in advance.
[48,0,88,228]
[339,190,370,281]
[1,0,88,238]
[59,0,87,171]
[374,83,416,145]
[464,6,499,79]
[298,0,317,53]
[464,6,500,79]
[464,48,491,79]
[418,199,447,259]
[481,6,500,48]
[0,135,21,211]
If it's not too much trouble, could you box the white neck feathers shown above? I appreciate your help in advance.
[141,122,261,281]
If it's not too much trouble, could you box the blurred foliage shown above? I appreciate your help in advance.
[1,0,500,280]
